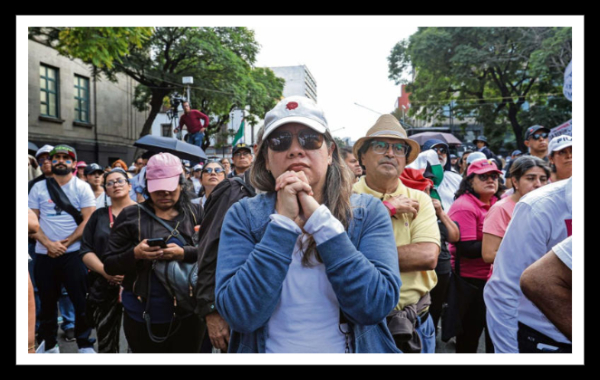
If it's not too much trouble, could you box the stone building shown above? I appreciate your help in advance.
[28,39,148,167]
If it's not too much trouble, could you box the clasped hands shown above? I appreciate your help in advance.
[275,171,320,225]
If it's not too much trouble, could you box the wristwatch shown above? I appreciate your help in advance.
[382,201,396,217]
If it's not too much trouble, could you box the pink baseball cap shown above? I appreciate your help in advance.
[146,152,183,193]
[467,159,502,177]
[76,161,87,169]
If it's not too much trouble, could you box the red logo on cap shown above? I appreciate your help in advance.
[286,102,298,110]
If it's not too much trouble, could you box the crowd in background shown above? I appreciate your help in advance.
[26,96,573,355]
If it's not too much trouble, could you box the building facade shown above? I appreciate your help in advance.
[269,65,317,102]
[28,40,148,167]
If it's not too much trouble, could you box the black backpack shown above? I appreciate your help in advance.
[194,177,256,318]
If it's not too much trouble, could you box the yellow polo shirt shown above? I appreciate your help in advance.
[353,177,440,310]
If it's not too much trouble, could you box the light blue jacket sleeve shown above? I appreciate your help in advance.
[215,195,401,333]
[316,196,401,325]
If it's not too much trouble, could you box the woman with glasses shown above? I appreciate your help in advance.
[482,157,550,268]
[80,168,136,352]
[199,161,226,207]
[215,96,401,353]
[447,159,504,353]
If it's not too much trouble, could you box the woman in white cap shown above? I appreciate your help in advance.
[215,96,401,353]
[548,135,572,182]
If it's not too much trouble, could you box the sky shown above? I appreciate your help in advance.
[17,15,584,366]
[253,23,417,143]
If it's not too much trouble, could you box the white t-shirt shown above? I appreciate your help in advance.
[265,206,348,353]
[553,236,572,270]
[484,178,572,352]
[28,176,96,254]
[95,192,111,209]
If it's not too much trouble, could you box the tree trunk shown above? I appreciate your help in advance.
[133,89,170,158]
[507,103,524,152]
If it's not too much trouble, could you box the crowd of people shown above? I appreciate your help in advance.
[27,95,573,355]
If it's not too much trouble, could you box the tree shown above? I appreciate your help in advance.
[29,27,284,151]
[388,27,572,151]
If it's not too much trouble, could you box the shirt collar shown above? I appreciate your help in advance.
[465,192,497,210]
[353,176,404,201]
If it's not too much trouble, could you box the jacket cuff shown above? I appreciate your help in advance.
[315,231,357,268]
[303,205,345,245]
[259,221,301,260]
[183,245,199,263]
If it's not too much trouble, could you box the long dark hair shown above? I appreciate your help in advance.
[454,173,504,200]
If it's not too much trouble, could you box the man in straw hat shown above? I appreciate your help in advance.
[353,114,441,353]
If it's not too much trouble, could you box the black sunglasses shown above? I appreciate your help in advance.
[432,146,448,155]
[530,132,549,140]
[202,167,224,175]
[477,173,499,181]
[267,130,324,152]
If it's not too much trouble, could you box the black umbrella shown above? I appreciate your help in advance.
[28,141,39,153]
[134,135,208,162]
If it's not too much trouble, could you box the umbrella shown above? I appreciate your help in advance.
[408,132,463,147]
[28,141,39,153]
[134,135,208,162]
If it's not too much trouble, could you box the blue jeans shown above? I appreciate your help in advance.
[188,131,204,148]
[34,251,93,349]
[416,314,436,353]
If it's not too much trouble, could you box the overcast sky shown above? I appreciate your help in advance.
[253,23,416,142]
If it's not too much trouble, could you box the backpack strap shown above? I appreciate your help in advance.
[45,177,83,225]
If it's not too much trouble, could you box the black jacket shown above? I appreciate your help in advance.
[104,202,203,299]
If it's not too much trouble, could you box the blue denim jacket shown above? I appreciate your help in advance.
[215,192,402,353]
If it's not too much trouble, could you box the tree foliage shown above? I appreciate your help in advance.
[29,27,153,70]
[29,27,284,151]
[388,27,572,151]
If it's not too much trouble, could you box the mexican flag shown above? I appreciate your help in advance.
[232,119,245,146]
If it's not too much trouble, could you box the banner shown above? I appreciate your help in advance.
[549,119,572,139]
[563,60,572,101]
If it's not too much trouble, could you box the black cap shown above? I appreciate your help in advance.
[84,163,104,176]
[524,125,550,140]
[232,143,252,156]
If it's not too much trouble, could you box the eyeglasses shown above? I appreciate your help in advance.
[432,146,448,155]
[106,178,128,187]
[266,130,324,152]
[476,173,499,181]
[530,132,549,140]
[202,167,224,175]
[38,157,50,164]
[369,140,409,157]
[233,151,251,158]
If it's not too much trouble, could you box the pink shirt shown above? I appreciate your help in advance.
[448,192,496,280]
[482,197,516,238]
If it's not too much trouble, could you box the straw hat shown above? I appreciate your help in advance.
[353,114,420,165]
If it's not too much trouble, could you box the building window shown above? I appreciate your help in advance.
[40,64,59,118]
[161,124,173,137]
[74,75,90,123]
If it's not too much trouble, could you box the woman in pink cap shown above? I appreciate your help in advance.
[446,159,504,353]
[104,152,204,353]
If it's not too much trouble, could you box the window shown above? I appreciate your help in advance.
[161,124,173,137]
[74,75,89,123]
[40,64,59,117]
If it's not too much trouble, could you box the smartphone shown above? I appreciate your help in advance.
[146,238,167,248]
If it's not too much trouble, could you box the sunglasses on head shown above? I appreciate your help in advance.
[266,130,324,152]
[477,173,499,181]
[530,132,549,140]
[202,167,224,175]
